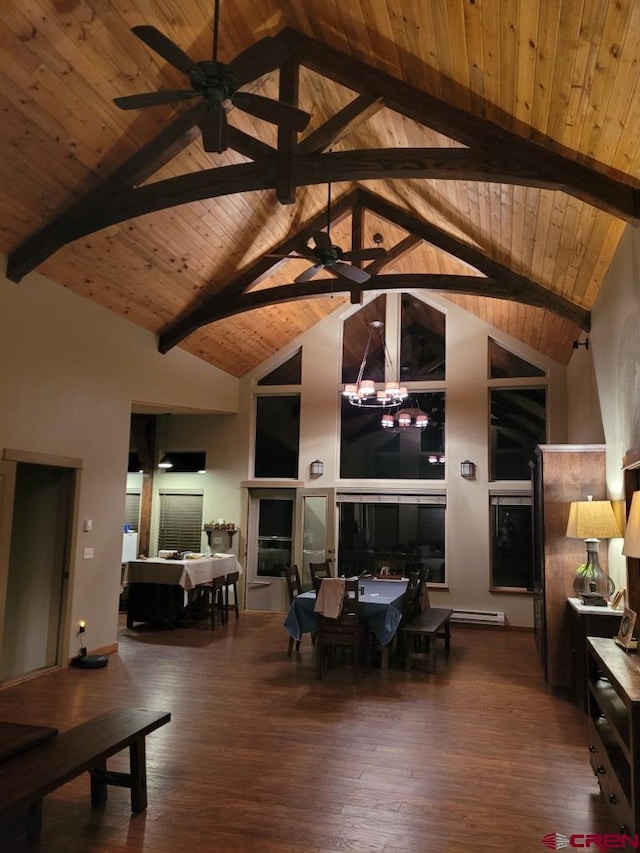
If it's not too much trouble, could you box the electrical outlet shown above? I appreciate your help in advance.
[83,547,94,559]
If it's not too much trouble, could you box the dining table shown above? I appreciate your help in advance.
[283,577,408,669]
[123,554,243,628]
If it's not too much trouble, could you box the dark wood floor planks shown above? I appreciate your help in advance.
[0,613,610,852]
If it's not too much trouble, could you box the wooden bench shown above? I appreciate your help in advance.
[0,708,170,842]
[400,607,453,672]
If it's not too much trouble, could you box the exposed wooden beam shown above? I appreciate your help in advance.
[276,59,300,204]
[280,28,640,222]
[158,189,359,352]
[11,148,572,267]
[6,102,207,282]
[161,272,588,329]
[298,94,384,154]
[356,187,588,327]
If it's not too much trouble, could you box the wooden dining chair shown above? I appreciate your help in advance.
[316,578,368,681]
[283,565,302,656]
[191,575,226,630]
[309,561,331,594]
[222,571,240,623]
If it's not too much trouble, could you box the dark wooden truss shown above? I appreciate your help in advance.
[7,27,636,350]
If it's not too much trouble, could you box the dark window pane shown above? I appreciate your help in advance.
[158,451,205,473]
[340,392,445,479]
[257,349,302,385]
[489,338,545,379]
[490,388,546,480]
[341,296,387,384]
[338,501,445,582]
[400,295,446,381]
[257,497,293,577]
[254,396,300,478]
[490,501,533,589]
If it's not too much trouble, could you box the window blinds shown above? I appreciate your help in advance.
[157,492,204,553]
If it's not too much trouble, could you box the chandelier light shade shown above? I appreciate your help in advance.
[565,495,621,606]
[381,402,429,431]
[343,321,407,408]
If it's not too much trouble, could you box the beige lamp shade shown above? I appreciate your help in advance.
[623,491,640,558]
[565,496,622,540]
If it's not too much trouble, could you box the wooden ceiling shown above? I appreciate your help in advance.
[2,1,640,377]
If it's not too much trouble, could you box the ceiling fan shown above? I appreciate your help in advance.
[113,0,311,153]
[275,184,388,285]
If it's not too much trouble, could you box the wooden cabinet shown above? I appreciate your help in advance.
[586,637,640,833]
[568,598,623,710]
[531,444,606,689]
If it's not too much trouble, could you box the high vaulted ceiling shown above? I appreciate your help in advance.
[2,1,640,377]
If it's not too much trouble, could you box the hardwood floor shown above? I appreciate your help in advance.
[0,613,610,852]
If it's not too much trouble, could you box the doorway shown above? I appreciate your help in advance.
[0,456,76,683]
[245,487,336,612]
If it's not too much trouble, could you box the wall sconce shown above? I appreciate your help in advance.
[310,460,324,478]
[460,460,476,479]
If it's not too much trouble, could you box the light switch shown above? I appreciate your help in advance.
[83,547,94,559]
[83,519,93,532]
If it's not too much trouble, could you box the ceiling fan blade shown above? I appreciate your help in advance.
[340,248,388,262]
[199,108,229,153]
[311,231,333,253]
[131,25,201,75]
[226,37,289,87]
[232,92,310,131]
[113,90,197,110]
[295,264,324,283]
[329,262,371,284]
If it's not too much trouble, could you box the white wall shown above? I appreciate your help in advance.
[590,225,640,591]
[0,260,239,661]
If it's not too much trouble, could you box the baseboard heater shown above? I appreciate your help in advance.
[451,609,505,626]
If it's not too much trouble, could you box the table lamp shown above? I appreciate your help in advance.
[565,495,621,606]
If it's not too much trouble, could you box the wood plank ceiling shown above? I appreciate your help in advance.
[2,0,640,377]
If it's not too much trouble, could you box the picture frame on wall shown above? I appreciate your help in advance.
[615,608,638,651]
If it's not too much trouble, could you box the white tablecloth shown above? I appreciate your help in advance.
[123,555,243,591]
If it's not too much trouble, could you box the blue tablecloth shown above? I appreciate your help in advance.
[283,578,407,646]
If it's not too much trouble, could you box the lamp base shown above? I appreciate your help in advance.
[71,654,109,669]
[579,593,607,606]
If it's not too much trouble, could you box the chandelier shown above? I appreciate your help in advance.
[381,401,430,431]
[342,321,407,408]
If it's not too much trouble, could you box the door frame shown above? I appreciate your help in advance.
[294,487,337,587]
[1,449,82,675]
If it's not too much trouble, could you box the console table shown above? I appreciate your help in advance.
[568,597,623,710]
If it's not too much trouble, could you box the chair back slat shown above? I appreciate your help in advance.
[283,565,302,604]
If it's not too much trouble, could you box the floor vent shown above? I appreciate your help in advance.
[451,609,505,626]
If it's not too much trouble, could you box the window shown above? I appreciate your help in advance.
[340,391,445,479]
[257,349,302,385]
[337,494,446,582]
[400,295,446,381]
[341,295,387,384]
[254,395,300,478]
[157,492,204,553]
[490,388,546,480]
[257,497,294,577]
[489,338,545,379]
[490,495,533,590]
[124,492,141,532]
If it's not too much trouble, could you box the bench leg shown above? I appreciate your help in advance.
[444,619,451,652]
[429,637,436,672]
[130,738,147,812]
[90,758,109,807]
[25,799,43,841]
